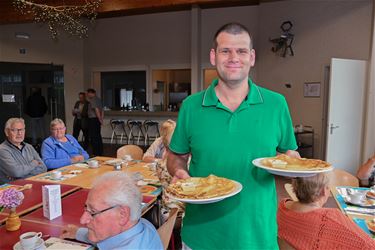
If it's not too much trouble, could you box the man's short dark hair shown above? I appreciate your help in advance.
[79,92,86,96]
[213,22,252,50]
[87,88,96,94]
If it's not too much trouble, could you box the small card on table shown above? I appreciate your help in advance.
[42,185,62,220]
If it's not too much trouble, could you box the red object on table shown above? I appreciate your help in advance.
[0,220,62,250]
[0,180,80,224]
[23,189,158,227]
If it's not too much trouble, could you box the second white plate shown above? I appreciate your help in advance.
[252,157,334,177]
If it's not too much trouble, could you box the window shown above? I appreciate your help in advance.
[101,71,146,110]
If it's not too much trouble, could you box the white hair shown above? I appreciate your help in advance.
[92,172,142,221]
[4,118,25,135]
[50,118,65,129]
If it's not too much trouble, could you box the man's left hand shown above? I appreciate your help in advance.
[285,150,301,158]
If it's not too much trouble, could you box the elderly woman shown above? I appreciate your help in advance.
[356,153,375,187]
[277,173,375,249]
[143,119,176,163]
[41,118,89,170]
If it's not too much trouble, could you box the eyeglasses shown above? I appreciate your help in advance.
[51,127,66,131]
[84,204,118,218]
[9,128,25,133]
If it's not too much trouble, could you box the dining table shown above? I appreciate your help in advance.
[27,157,159,190]
[0,179,80,225]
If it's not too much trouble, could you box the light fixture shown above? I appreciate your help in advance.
[15,32,30,39]
[13,0,103,39]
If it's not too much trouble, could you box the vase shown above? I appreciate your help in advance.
[5,208,21,231]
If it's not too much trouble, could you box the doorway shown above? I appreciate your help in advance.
[0,62,65,144]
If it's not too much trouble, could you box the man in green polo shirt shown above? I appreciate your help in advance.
[168,23,299,249]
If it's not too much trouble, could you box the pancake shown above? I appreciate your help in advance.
[167,175,236,199]
[261,154,331,171]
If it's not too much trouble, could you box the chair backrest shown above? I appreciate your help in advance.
[116,145,143,160]
[329,168,359,187]
[157,208,178,250]
[278,237,295,250]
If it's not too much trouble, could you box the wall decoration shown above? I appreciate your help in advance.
[269,21,295,57]
[304,82,321,97]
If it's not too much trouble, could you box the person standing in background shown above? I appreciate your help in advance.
[87,88,103,156]
[72,92,89,149]
[25,87,48,145]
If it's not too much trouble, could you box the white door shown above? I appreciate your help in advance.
[325,58,367,174]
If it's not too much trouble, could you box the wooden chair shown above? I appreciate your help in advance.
[116,145,144,160]
[329,168,359,187]
[157,208,178,250]
[278,237,295,250]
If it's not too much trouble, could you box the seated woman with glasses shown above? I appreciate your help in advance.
[277,173,375,249]
[41,118,89,170]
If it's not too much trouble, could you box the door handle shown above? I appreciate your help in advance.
[330,123,339,134]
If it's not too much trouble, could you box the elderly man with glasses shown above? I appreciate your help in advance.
[0,117,47,184]
[61,172,163,250]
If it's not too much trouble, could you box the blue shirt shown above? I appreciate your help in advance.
[41,134,89,169]
[76,218,163,250]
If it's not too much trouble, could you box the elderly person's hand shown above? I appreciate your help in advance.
[71,155,84,163]
[60,224,78,239]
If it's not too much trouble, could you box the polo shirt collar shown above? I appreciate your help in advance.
[97,219,143,250]
[202,78,264,107]
[6,139,25,151]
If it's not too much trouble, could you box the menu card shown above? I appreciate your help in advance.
[42,185,62,220]
[44,237,94,249]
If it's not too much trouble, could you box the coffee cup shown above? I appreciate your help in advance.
[52,171,62,179]
[349,192,363,204]
[88,160,99,168]
[20,232,42,249]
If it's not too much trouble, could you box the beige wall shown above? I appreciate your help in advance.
[0,1,372,157]
[256,0,372,158]
[0,23,84,134]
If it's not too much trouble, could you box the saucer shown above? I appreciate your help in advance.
[13,238,46,250]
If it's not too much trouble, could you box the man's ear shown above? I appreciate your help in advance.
[118,206,131,226]
[210,49,216,66]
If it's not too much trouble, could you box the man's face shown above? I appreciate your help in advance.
[79,94,86,103]
[210,32,255,86]
[6,122,25,145]
[86,92,94,99]
[80,186,123,243]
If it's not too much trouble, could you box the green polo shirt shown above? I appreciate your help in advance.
[169,79,297,249]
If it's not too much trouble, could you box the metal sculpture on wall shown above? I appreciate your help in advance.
[269,21,294,57]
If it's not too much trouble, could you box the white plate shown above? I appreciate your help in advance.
[104,159,123,166]
[169,181,242,204]
[252,157,334,177]
[73,163,88,168]
[14,238,46,250]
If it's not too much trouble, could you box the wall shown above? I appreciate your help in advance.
[256,0,372,158]
[0,1,372,158]
[0,23,85,134]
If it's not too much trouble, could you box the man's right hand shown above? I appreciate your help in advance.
[60,224,78,239]
[171,169,190,183]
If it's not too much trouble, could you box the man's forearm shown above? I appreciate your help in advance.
[167,152,189,176]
